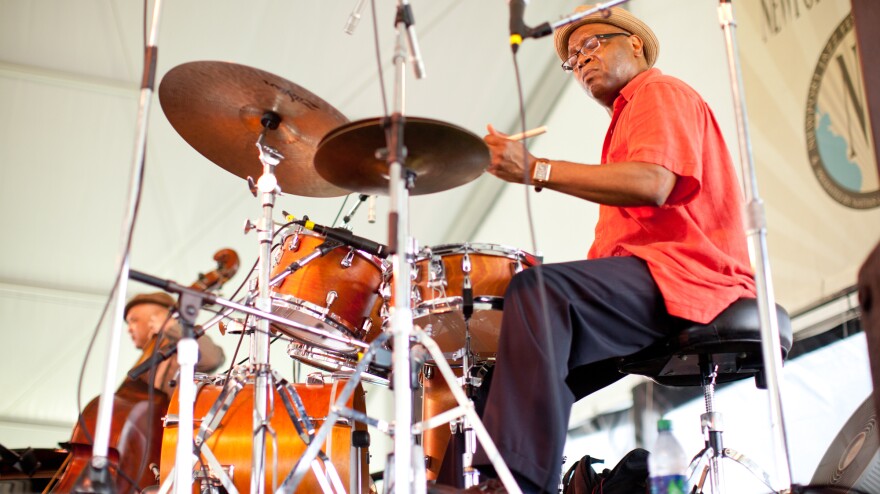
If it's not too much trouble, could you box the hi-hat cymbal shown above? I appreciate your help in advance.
[313,117,490,196]
[158,61,350,197]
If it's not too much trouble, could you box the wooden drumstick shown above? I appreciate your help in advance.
[507,125,548,141]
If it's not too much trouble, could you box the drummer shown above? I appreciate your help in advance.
[448,5,757,494]
[124,292,225,396]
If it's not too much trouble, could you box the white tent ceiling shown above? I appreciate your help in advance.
[0,0,876,473]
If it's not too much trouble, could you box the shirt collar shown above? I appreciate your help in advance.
[613,67,662,114]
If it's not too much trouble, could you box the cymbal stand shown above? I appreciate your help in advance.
[717,1,792,491]
[383,2,524,491]
[250,113,285,494]
[78,1,165,492]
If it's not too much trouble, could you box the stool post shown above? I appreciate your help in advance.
[700,360,726,494]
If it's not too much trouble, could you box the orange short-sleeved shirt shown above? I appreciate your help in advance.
[587,68,756,323]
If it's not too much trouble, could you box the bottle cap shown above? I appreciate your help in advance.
[657,419,672,432]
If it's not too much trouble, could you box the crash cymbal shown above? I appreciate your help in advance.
[313,117,490,196]
[158,61,349,197]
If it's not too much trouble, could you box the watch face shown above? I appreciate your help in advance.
[534,162,550,182]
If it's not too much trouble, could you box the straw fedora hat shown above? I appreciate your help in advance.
[553,4,659,68]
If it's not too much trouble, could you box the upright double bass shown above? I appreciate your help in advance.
[47,249,239,493]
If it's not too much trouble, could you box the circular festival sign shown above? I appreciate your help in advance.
[805,13,879,209]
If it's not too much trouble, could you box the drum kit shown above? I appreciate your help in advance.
[125,8,537,493]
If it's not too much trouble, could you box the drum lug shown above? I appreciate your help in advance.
[378,280,391,300]
[462,251,472,274]
[411,285,422,305]
[361,316,373,336]
[427,255,446,289]
[423,364,433,379]
[163,414,204,427]
[272,244,283,267]
[287,230,302,251]
[341,248,355,268]
[514,257,524,274]
[325,290,338,312]
[193,464,235,488]
[307,372,326,385]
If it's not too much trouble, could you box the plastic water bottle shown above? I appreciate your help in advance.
[649,419,688,494]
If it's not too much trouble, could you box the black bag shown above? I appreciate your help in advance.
[562,448,649,494]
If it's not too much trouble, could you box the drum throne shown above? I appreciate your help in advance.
[618,298,793,494]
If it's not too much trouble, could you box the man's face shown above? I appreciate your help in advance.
[567,23,645,108]
[125,303,169,349]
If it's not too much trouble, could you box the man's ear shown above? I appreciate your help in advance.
[630,34,645,61]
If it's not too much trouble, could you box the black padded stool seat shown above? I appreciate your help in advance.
[618,298,794,387]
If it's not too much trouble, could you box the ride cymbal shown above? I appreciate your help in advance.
[159,61,349,197]
[313,117,490,196]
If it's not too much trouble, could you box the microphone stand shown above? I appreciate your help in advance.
[387,2,419,491]
[717,1,792,491]
[77,1,165,492]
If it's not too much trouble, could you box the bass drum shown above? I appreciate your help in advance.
[160,376,369,493]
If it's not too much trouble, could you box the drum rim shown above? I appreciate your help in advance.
[416,242,540,265]
[287,341,390,386]
[280,227,389,267]
[413,295,504,316]
[270,293,363,351]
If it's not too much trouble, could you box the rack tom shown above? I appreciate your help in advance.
[411,243,539,362]
[270,227,388,354]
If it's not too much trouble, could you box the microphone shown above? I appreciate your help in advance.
[344,0,368,35]
[508,0,528,53]
[367,195,377,223]
[303,220,389,259]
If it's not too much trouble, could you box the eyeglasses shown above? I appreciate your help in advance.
[561,32,631,72]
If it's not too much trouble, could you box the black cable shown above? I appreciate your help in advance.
[73,0,154,461]
[331,194,352,228]
[370,0,389,117]
[74,151,148,448]
[130,309,173,494]
[107,460,140,494]
[509,49,557,388]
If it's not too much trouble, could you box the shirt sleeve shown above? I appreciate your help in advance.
[621,80,705,206]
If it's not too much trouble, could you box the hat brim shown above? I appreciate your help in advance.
[124,292,176,319]
[554,4,659,68]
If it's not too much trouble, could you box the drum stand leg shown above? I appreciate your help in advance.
[412,328,522,494]
[157,374,246,494]
[273,371,348,494]
[275,333,393,493]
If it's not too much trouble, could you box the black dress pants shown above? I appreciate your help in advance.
[472,256,689,493]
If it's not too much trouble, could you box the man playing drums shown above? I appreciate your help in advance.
[442,5,756,493]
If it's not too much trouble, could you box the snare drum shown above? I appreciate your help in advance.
[270,227,388,354]
[160,375,368,493]
[411,243,539,361]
